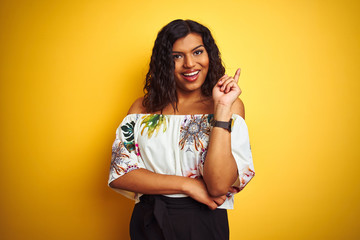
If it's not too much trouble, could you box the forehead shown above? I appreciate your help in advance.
[172,33,204,52]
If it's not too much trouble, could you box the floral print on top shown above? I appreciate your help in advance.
[121,121,135,152]
[140,114,168,138]
[179,115,212,152]
[108,114,255,209]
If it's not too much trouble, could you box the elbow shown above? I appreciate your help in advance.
[109,181,116,189]
[206,183,230,198]
[208,189,228,198]
[109,176,126,190]
[203,174,234,197]
[109,180,119,189]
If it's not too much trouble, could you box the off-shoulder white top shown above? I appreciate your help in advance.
[108,114,254,209]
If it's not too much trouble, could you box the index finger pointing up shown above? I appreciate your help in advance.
[234,68,241,83]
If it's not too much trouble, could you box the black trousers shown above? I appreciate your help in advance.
[130,195,229,240]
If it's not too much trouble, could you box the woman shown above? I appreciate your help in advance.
[108,19,255,240]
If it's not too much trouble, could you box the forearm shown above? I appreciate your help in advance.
[109,168,226,210]
[110,168,191,195]
[203,104,238,197]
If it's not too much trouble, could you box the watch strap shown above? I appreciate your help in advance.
[212,118,232,132]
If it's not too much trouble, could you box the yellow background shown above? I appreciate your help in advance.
[1,0,359,239]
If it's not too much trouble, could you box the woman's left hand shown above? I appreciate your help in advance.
[212,68,242,107]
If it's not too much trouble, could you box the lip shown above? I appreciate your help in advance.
[181,70,200,82]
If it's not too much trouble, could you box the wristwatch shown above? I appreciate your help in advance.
[212,118,233,132]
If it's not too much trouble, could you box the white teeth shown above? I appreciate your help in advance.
[183,71,199,77]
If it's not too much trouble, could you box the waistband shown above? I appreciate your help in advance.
[138,195,208,240]
[139,194,207,209]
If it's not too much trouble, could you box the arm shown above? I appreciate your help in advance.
[109,98,227,209]
[110,168,225,210]
[203,69,244,197]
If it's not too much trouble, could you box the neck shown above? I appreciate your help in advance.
[176,89,204,104]
[159,90,212,115]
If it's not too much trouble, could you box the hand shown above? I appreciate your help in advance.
[184,177,227,210]
[212,68,242,108]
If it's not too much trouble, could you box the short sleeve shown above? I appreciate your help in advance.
[108,115,145,200]
[231,115,255,192]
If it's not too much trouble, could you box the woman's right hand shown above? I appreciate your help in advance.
[183,177,228,210]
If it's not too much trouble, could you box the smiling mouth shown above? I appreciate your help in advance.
[183,70,200,77]
[182,70,200,81]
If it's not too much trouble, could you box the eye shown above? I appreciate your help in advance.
[194,50,203,56]
[172,54,182,60]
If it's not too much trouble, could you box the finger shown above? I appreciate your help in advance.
[215,195,227,202]
[207,201,218,210]
[221,78,236,91]
[213,199,225,206]
[226,81,241,94]
[213,196,226,206]
[216,195,227,202]
[234,68,241,83]
[225,82,237,93]
[218,74,228,85]
[220,77,234,90]
[219,74,229,82]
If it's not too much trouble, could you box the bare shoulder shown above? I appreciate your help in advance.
[231,98,245,119]
[128,97,146,114]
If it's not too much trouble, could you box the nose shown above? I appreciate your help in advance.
[183,55,195,68]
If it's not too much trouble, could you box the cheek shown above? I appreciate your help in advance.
[205,60,209,70]
[202,55,209,69]
[202,58,209,77]
[174,61,182,73]
[202,59,209,72]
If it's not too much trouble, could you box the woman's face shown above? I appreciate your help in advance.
[172,33,209,95]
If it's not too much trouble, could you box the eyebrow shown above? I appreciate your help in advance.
[172,45,204,54]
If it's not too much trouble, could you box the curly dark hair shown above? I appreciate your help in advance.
[143,19,225,113]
